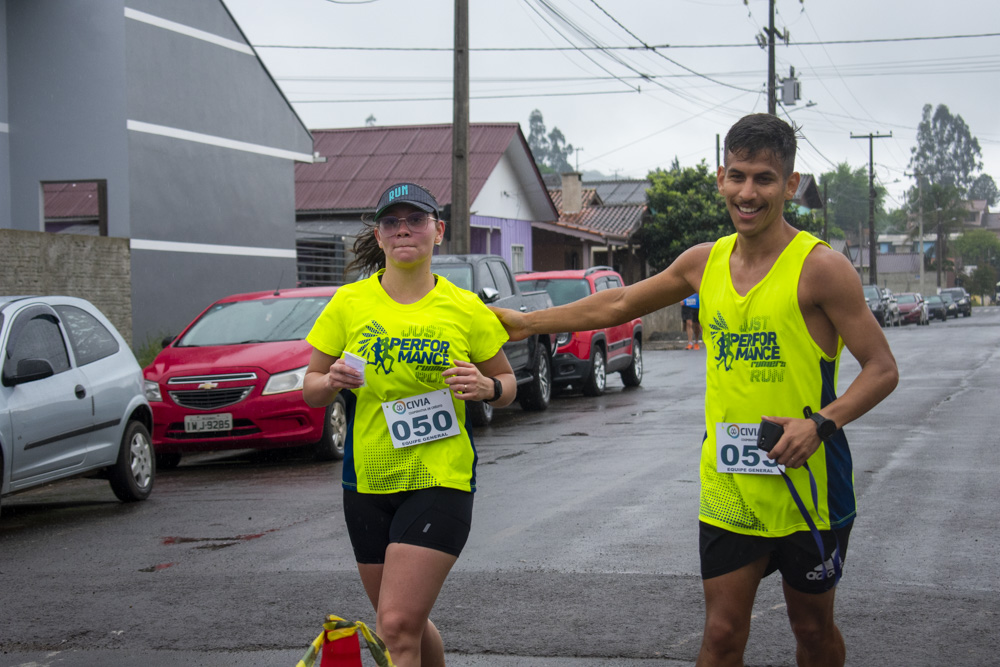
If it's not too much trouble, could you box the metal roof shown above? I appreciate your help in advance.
[296,123,554,218]
[547,186,646,243]
[585,179,650,206]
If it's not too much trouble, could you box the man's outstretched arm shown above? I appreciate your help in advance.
[491,244,712,341]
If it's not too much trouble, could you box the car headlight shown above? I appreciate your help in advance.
[144,380,162,402]
[263,365,308,395]
[555,332,572,346]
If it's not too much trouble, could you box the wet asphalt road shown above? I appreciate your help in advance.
[2,307,999,666]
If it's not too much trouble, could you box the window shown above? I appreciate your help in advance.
[3,312,71,383]
[55,305,120,365]
[42,180,107,235]
[510,245,525,273]
[487,261,514,299]
[477,262,498,293]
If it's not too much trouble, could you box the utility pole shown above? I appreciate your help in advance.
[850,131,892,285]
[755,0,792,114]
[767,0,776,114]
[450,0,470,254]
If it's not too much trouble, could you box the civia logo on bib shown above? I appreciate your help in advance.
[393,396,433,415]
[726,424,741,439]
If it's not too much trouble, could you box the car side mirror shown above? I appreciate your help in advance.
[5,358,56,386]
[161,335,176,348]
[479,287,500,304]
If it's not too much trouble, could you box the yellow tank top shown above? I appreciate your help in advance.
[698,231,856,536]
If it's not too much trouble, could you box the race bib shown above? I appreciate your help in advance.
[715,422,783,475]
[382,389,461,449]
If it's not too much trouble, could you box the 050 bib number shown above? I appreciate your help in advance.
[382,388,461,449]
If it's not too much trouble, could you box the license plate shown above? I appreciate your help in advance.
[184,413,233,433]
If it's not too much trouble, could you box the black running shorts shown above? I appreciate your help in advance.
[699,520,852,594]
[343,487,474,564]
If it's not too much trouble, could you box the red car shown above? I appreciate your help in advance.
[143,287,345,468]
[895,292,929,326]
[515,267,643,396]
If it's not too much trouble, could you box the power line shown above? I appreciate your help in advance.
[290,89,637,104]
[262,33,971,50]
[252,31,1000,51]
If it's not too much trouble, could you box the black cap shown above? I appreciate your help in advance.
[375,182,440,219]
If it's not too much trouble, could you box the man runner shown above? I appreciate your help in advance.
[491,113,898,666]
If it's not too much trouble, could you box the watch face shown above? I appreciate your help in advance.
[813,413,836,439]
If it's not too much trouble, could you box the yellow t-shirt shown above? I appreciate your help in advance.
[306,270,508,494]
[698,231,855,536]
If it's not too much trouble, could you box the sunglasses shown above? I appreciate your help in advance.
[376,212,433,234]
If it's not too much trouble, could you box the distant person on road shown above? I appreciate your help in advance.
[490,114,898,666]
[303,182,516,667]
[683,293,702,350]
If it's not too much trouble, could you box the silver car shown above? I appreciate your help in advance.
[0,296,154,515]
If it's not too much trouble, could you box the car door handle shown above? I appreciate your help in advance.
[75,384,87,399]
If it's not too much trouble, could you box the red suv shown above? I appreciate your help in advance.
[142,287,346,468]
[515,267,642,395]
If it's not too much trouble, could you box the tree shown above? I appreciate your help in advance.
[527,109,550,168]
[637,162,729,272]
[952,228,1000,268]
[969,174,999,207]
[818,162,886,241]
[909,104,983,193]
[547,127,574,174]
[967,264,997,304]
[526,109,575,174]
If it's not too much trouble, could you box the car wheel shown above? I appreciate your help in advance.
[518,344,551,411]
[467,400,494,427]
[155,453,182,470]
[620,338,643,387]
[582,347,607,397]
[314,394,347,461]
[108,421,155,502]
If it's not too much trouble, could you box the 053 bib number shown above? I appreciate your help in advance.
[382,388,461,449]
[715,422,782,475]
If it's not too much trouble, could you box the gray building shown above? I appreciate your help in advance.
[0,0,314,344]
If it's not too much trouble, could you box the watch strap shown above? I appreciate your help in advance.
[484,377,502,403]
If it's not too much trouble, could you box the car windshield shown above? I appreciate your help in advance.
[862,285,880,299]
[940,293,955,303]
[941,289,964,299]
[517,278,591,306]
[926,296,942,304]
[177,297,330,346]
[896,294,917,304]
[433,265,473,291]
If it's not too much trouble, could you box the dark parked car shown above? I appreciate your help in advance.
[863,284,889,326]
[939,292,960,318]
[1,296,154,514]
[924,295,949,321]
[895,292,928,326]
[939,287,971,317]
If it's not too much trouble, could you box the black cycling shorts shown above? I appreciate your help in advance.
[681,305,698,322]
[699,521,852,594]
[343,487,474,564]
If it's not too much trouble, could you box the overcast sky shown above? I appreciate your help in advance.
[223,0,1000,210]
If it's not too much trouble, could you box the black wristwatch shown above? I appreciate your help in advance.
[808,411,837,441]
[483,377,503,403]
